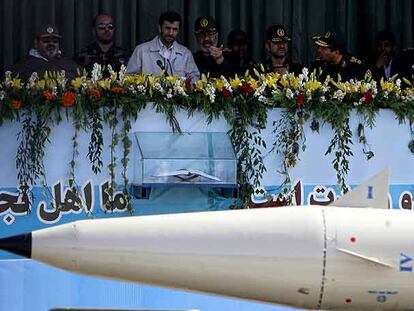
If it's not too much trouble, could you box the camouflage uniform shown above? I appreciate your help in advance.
[75,42,129,73]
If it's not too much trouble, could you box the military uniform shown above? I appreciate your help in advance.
[193,16,234,78]
[193,50,233,77]
[75,41,129,73]
[266,58,303,75]
[315,54,367,81]
[312,31,367,81]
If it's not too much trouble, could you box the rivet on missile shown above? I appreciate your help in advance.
[350,237,356,243]
[345,298,352,303]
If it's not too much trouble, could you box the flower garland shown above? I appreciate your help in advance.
[1,65,414,208]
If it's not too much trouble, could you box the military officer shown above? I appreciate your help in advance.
[312,31,367,81]
[264,25,303,75]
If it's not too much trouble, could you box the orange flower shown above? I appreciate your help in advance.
[43,91,55,101]
[297,93,305,106]
[61,91,75,107]
[87,89,101,98]
[111,87,124,94]
[12,100,22,110]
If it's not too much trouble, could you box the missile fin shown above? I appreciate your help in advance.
[336,247,393,268]
[330,169,389,209]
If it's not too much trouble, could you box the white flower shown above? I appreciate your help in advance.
[333,90,346,101]
[27,72,39,89]
[56,71,67,89]
[0,91,5,100]
[220,76,233,94]
[258,95,271,105]
[254,82,266,98]
[91,63,103,83]
[285,88,294,99]
[396,79,401,89]
[136,85,146,93]
[205,83,216,103]
[320,95,326,102]
[108,65,117,82]
[173,79,187,97]
[118,65,127,84]
[4,71,12,87]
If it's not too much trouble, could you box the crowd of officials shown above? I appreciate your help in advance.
[7,11,414,84]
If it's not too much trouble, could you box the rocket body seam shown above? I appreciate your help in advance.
[317,208,327,309]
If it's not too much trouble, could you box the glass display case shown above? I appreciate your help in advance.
[133,132,237,195]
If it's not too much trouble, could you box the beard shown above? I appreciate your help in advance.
[42,46,59,59]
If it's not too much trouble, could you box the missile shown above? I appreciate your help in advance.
[1,170,413,310]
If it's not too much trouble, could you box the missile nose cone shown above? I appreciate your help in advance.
[0,233,32,258]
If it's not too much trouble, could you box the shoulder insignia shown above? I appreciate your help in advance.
[403,47,414,52]
[350,56,362,64]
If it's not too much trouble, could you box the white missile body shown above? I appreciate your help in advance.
[1,170,413,310]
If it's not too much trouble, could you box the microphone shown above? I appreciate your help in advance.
[156,59,169,76]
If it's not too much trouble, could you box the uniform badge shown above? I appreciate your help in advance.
[200,18,208,27]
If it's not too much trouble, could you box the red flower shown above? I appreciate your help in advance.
[185,76,193,91]
[241,83,254,94]
[362,91,373,104]
[61,91,75,107]
[297,93,305,106]
[111,87,124,94]
[222,89,232,97]
[43,91,55,101]
[87,89,101,98]
[12,100,22,110]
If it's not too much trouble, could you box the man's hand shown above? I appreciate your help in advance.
[376,50,390,68]
[209,46,224,65]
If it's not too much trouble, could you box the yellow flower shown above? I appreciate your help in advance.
[11,78,23,89]
[289,76,298,89]
[230,76,242,89]
[98,79,112,90]
[380,78,398,93]
[166,75,178,85]
[194,80,205,92]
[36,80,46,90]
[125,74,147,85]
[280,77,289,88]
[304,80,322,92]
[71,77,83,89]
[264,73,280,89]
[213,79,224,91]
[45,79,57,90]
[246,77,258,90]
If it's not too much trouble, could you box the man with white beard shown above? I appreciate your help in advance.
[193,16,232,78]
[10,24,80,81]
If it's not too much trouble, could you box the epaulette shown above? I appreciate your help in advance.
[403,47,414,52]
[350,56,362,64]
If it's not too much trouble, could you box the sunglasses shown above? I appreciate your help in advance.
[96,23,114,30]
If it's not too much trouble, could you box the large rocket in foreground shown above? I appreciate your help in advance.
[1,170,413,310]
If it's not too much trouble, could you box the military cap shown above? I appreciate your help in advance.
[227,29,248,46]
[312,31,345,49]
[35,24,62,39]
[194,16,217,35]
[266,25,291,42]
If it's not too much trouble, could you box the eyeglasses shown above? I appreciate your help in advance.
[96,23,114,30]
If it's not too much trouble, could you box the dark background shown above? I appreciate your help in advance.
[1,0,413,73]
